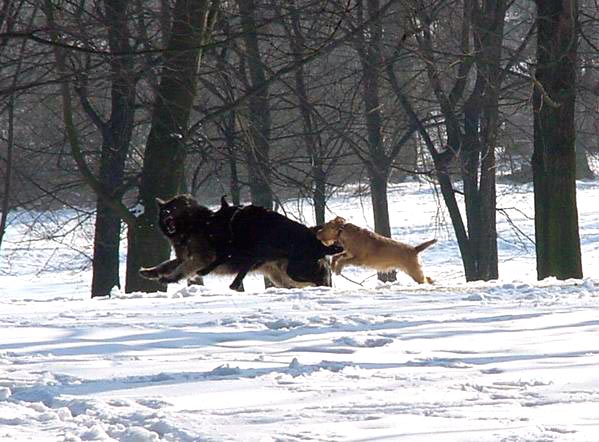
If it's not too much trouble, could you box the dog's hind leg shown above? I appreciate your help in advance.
[286,258,323,284]
[261,262,293,288]
[196,255,229,276]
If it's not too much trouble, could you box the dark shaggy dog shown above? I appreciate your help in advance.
[139,195,339,290]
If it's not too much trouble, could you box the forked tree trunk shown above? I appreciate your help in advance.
[532,0,582,280]
[91,0,136,297]
[126,0,215,293]
[410,0,505,282]
[458,0,504,281]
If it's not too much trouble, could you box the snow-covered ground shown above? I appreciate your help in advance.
[1,181,599,441]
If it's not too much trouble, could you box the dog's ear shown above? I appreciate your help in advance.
[220,195,229,209]
[334,216,346,225]
[155,197,166,207]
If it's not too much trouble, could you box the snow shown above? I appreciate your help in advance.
[1,181,599,441]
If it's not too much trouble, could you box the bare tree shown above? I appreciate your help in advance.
[532,0,583,279]
[0,92,14,251]
[236,0,273,209]
[281,0,328,224]
[85,0,138,297]
[391,0,510,281]
[0,0,29,254]
[43,0,141,297]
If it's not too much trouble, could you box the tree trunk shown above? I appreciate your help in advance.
[44,0,137,297]
[238,0,273,209]
[458,0,504,281]
[288,0,326,225]
[126,0,215,293]
[355,0,395,282]
[225,119,242,206]
[92,201,122,296]
[461,99,482,278]
[409,0,504,281]
[0,93,14,252]
[91,0,137,297]
[532,0,582,280]
[313,165,326,226]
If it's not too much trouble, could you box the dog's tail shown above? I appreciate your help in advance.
[414,239,437,253]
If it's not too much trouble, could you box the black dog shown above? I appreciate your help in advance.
[139,195,218,284]
[197,198,342,290]
[140,195,339,290]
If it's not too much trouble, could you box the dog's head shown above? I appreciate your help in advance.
[316,216,346,245]
[156,194,208,237]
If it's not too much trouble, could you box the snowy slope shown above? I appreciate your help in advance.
[1,181,599,441]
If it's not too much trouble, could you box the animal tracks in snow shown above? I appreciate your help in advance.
[2,277,599,440]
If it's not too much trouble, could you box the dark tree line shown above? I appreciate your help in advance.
[0,0,594,294]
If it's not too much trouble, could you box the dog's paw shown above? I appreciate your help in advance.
[158,276,175,284]
[229,281,245,292]
[139,267,160,279]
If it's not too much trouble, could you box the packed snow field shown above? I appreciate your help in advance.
[1,181,599,441]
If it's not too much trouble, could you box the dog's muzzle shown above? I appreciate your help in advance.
[164,215,176,235]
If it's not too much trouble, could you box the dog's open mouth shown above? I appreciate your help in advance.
[164,215,176,235]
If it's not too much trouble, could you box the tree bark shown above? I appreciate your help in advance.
[532,0,582,280]
[459,0,504,281]
[0,93,14,252]
[224,112,242,205]
[409,0,504,281]
[238,0,273,209]
[127,0,216,293]
[355,0,395,281]
[44,0,137,297]
[0,2,20,253]
[90,0,137,297]
[288,0,326,224]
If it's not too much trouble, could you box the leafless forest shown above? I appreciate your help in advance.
[0,0,596,295]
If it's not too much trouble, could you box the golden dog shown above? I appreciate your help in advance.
[316,216,436,284]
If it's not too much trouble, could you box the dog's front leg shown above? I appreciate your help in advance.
[333,252,356,275]
[331,252,348,274]
[229,261,256,292]
[140,258,181,280]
